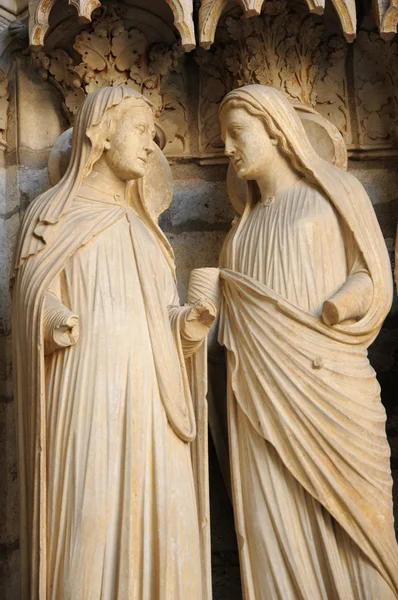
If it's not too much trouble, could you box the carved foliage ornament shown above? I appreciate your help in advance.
[353,30,398,146]
[31,10,188,155]
[198,1,349,155]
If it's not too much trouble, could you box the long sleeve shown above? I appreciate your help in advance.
[43,271,79,354]
[168,304,208,358]
[323,221,373,326]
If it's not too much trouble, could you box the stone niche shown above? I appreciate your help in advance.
[0,0,398,598]
[30,0,191,156]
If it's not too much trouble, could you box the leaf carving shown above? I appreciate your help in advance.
[111,29,147,71]
[74,32,110,71]
[198,2,349,154]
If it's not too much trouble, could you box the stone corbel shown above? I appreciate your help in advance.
[164,0,195,50]
[29,0,195,50]
[374,0,398,39]
[198,0,357,47]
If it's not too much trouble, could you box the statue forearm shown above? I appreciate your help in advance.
[322,272,373,326]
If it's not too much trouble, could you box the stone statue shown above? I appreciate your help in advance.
[217,84,398,599]
[11,86,214,600]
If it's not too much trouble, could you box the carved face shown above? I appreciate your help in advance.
[220,106,279,180]
[104,103,156,180]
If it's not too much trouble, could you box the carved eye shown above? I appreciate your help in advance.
[229,127,242,138]
[136,124,146,134]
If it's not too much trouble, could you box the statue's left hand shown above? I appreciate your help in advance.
[322,299,340,326]
[321,272,373,327]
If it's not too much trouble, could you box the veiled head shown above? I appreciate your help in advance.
[220,105,279,180]
[219,85,316,180]
[75,87,156,181]
[102,99,156,180]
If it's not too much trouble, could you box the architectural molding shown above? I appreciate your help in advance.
[198,0,356,47]
[28,0,195,50]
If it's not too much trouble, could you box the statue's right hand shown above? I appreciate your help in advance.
[51,315,80,350]
[43,292,80,354]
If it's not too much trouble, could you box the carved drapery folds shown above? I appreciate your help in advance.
[28,0,195,50]
[198,2,349,155]
[30,5,189,155]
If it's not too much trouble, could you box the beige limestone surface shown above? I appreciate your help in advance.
[11,86,214,599]
[217,84,398,599]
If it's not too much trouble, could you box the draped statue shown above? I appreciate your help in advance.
[217,84,398,599]
[12,86,214,600]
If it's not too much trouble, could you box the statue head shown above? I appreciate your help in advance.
[219,85,314,181]
[70,86,156,182]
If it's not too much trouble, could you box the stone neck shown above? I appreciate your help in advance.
[83,160,127,203]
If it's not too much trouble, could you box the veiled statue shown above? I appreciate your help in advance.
[217,84,398,599]
[12,86,214,600]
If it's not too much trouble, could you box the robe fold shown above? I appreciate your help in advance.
[219,179,398,599]
[12,185,211,599]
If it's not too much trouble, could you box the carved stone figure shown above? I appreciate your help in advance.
[217,84,398,599]
[11,86,214,599]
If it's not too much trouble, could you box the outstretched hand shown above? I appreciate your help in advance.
[183,299,217,343]
[186,299,217,327]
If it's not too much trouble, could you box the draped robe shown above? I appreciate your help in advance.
[219,179,398,600]
[12,182,211,600]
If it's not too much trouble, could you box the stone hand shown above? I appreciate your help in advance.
[322,272,373,327]
[184,299,217,342]
[51,314,80,350]
[322,299,341,326]
[43,292,80,354]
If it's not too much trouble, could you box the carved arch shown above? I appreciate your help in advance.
[164,0,195,50]
[29,0,195,49]
[198,0,357,47]
[379,0,398,39]
[330,0,356,41]
[29,0,100,47]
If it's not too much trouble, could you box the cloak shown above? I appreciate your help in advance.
[218,85,397,595]
[12,114,211,597]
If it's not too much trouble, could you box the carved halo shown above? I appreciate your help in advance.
[226,104,348,216]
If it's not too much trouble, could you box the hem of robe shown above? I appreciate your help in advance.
[228,392,397,600]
